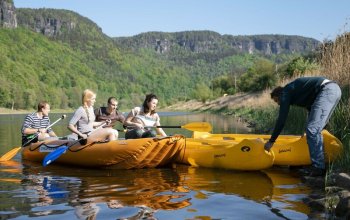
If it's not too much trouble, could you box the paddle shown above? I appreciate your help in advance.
[42,122,106,167]
[0,115,66,162]
[129,122,212,132]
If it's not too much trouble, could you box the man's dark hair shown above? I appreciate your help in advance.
[107,97,117,104]
[270,86,284,99]
[37,101,48,112]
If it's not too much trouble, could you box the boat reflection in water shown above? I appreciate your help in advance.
[176,166,311,219]
[0,160,313,219]
[263,169,312,217]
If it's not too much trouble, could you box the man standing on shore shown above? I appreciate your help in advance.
[264,77,341,176]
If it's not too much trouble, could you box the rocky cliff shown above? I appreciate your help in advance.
[114,31,320,56]
[8,3,319,56]
[16,8,103,38]
[0,0,17,28]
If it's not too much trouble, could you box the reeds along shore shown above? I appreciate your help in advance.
[319,32,350,169]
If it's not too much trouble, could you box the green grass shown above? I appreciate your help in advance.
[229,105,307,135]
[329,91,350,171]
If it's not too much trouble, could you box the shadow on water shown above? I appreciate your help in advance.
[0,159,315,219]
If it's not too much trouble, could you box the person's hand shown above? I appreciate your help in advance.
[264,141,274,152]
[106,119,112,125]
[38,128,47,133]
[80,133,88,139]
[134,123,144,129]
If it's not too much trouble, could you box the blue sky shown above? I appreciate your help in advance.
[13,0,350,41]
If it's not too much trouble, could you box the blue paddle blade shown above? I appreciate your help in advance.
[42,146,68,167]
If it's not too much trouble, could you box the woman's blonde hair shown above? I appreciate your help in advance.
[82,89,96,105]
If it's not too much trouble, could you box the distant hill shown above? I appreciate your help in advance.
[114,31,320,56]
[0,0,321,110]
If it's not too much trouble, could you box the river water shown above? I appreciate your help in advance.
[0,112,323,219]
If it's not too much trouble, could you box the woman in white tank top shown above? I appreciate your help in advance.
[124,94,167,139]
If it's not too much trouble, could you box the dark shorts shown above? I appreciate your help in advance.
[125,129,157,139]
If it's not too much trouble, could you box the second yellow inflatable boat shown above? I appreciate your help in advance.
[192,130,343,166]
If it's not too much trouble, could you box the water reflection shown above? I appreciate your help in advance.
[175,166,273,201]
[263,169,311,218]
[175,166,312,219]
[2,161,192,219]
[0,159,314,219]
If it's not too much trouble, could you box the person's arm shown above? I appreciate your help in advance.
[94,107,101,121]
[156,127,167,137]
[23,118,53,136]
[23,127,40,135]
[93,120,108,128]
[67,108,88,139]
[269,104,290,143]
[124,108,143,129]
[155,114,167,136]
[45,118,56,137]
[22,115,38,135]
[93,107,111,127]
[117,111,126,125]
[265,93,291,151]
[68,123,87,139]
[22,116,49,135]
[48,131,57,137]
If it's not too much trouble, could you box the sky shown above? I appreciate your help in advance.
[13,0,350,41]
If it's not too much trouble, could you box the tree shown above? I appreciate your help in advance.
[193,82,211,103]
[285,57,319,77]
[238,59,277,92]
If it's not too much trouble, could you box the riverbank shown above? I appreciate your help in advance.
[164,91,273,112]
[0,107,74,115]
[0,108,32,115]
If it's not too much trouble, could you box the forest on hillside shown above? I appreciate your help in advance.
[0,6,320,110]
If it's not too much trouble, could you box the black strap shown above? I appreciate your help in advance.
[321,81,337,88]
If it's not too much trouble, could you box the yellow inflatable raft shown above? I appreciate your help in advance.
[22,135,185,169]
[175,138,274,171]
[192,130,343,166]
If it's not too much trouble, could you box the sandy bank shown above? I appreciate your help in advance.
[163,91,273,112]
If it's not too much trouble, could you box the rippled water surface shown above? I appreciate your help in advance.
[0,113,322,219]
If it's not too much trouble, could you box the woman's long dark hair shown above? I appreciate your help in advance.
[142,93,158,115]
